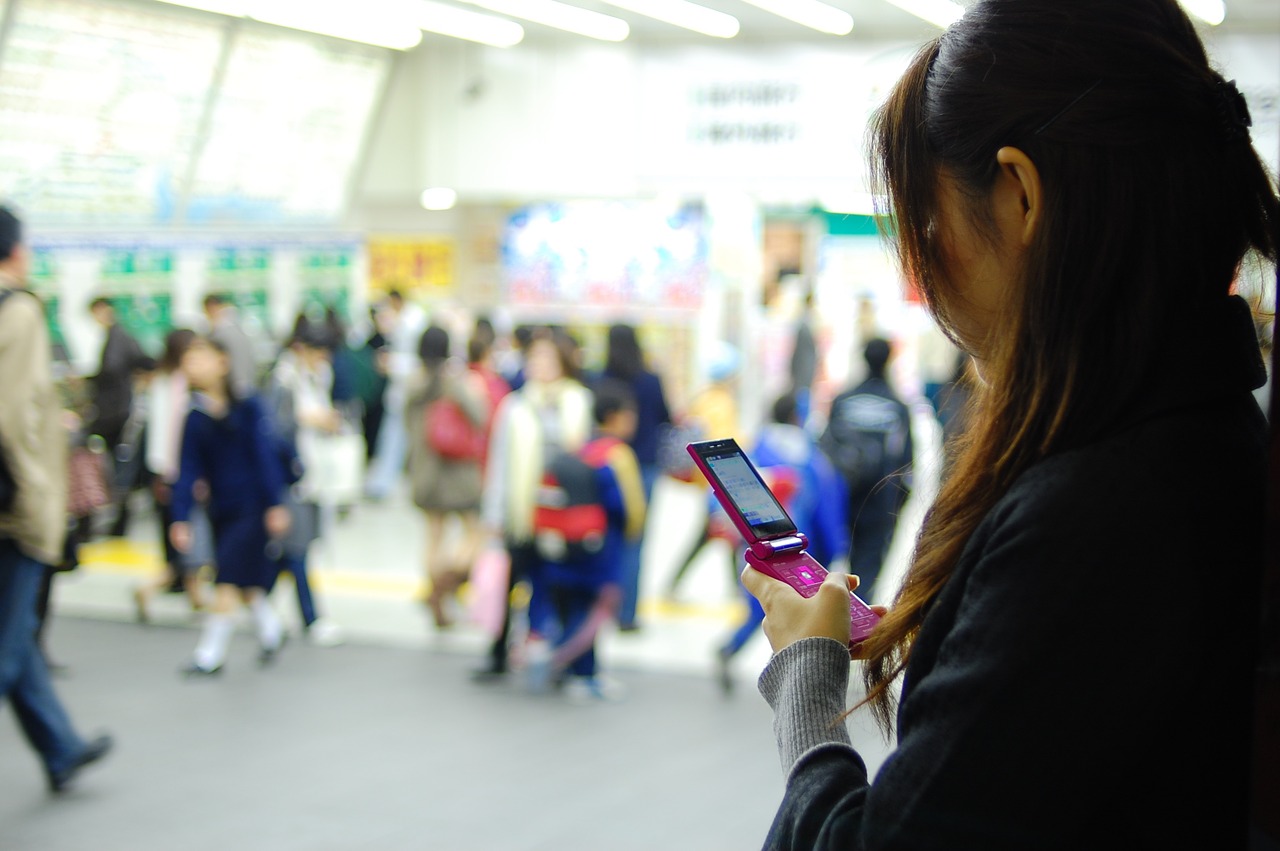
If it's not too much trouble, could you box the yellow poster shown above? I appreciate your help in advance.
[367,237,454,294]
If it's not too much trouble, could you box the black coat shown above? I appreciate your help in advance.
[766,298,1267,849]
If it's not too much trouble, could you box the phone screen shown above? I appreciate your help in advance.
[697,442,797,540]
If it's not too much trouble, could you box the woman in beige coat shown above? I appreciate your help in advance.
[404,324,489,628]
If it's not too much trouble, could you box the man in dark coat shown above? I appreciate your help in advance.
[818,337,913,603]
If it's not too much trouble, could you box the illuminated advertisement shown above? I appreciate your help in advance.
[502,201,707,311]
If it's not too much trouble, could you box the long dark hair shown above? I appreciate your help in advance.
[860,0,1279,734]
[604,323,644,381]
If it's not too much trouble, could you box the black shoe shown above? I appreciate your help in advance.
[258,632,288,667]
[470,663,508,683]
[180,661,223,678]
[715,648,734,696]
[48,734,113,793]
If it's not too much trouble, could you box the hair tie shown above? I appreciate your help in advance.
[1212,77,1252,143]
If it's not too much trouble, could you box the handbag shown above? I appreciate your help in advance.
[424,397,485,461]
[67,442,111,518]
[297,430,366,506]
[466,544,511,638]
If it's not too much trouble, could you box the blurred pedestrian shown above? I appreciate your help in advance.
[818,337,913,604]
[714,391,847,695]
[169,336,290,676]
[475,329,593,681]
[263,320,345,647]
[665,341,744,602]
[364,289,427,501]
[132,328,207,622]
[202,292,259,398]
[526,379,646,701]
[405,324,489,629]
[0,205,114,792]
[597,323,671,632]
[467,317,512,473]
[87,296,155,537]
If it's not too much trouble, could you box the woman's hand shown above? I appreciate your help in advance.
[170,521,192,553]
[741,567,887,656]
[265,505,292,539]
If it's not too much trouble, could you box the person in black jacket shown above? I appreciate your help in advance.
[819,337,913,604]
[87,297,155,537]
[739,2,1277,849]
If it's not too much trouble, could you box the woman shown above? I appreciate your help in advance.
[170,337,290,676]
[742,2,1275,848]
[598,323,670,631]
[475,328,593,680]
[264,320,345,647]
[404,325,489,629]
[132,328,206,622]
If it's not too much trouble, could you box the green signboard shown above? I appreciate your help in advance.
[99,248,177,357]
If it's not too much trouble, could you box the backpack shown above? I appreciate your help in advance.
[819,392,904,495]
[532,437,620,564]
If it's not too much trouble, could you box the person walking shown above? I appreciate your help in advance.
[364,289,427,501]
[741,2,1275,846]
[474,328,593,681]
[818,337,913,605]
[202,292,259,399]
[404,324,489,630]
[596,323,671,632]
[0,205,113,792]
[132,328,207,622]
[262,320,345,647]
[87,296,155,537]
[169,336,290,676]
[714,391,847,695]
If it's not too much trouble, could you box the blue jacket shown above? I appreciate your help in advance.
[751,423,849,566]
[171,394,289,524]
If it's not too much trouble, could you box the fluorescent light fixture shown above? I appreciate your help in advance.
[153,0,250,15]
[250,0,424,49]
[412,0,525,47]
[420,187,458,210]
[881,0,964,28]
[459,0,629,41]
[738,0,852,35]
[1177,0,1226,25]
[598,0,739,38]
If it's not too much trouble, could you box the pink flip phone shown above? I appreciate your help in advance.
[687,438,880,646]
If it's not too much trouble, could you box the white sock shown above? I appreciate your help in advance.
[249,596,283,650]
[194,614,234,670]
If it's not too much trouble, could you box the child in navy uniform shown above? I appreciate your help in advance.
[170,336,290,676]
[527,379,646,701]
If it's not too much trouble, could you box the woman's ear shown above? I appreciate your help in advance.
[994,146,1043,246]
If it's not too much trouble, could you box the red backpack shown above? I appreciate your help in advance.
[532,437,620,564]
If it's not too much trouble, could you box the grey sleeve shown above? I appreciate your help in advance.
[759,637,856,776]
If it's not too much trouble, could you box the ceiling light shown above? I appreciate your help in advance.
[459,0,629,41]
[880,0,964,28]
[412,0,525,47]
[250,0,423,49]
[737,0,852,35]
[420,187,458,210]
[1177,0,1226,25]
[153,0,250,15]
[597,0,739,38]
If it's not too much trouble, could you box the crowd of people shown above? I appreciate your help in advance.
[6,7,1272,839]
